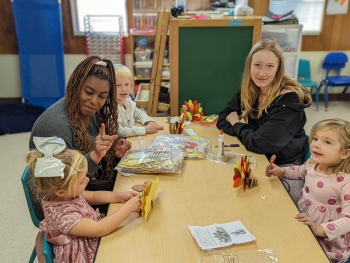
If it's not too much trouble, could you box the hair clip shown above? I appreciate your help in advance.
[33,137,66,179]
[94,61,107,67]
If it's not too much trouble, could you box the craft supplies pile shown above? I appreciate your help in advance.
[115,134,213,174]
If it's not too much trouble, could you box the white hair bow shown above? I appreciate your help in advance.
[33,137,66,179]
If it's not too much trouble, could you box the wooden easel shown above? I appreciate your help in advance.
[147,9,170,116]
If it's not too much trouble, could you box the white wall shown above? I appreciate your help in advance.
[0,52,349,98]
[0,54,133,98]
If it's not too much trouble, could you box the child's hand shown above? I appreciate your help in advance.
[117,191,139,203]
[124,195,142,213]
[92,123,118,161]
[295,213,326,237]
[147,121,164,130]
[145,125,160,134]
[265,163,286,177]
[115,139,131,158]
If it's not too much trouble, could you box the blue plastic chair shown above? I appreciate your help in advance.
[298,59,319,110]
[318,52,350,110]
[21,167,54,263]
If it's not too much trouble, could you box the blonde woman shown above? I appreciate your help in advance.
[217,39,312,203]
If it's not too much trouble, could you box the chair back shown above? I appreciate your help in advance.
[298,59,311,80]
[322,52,348,74]
[303,134,311,163]
[21,166,41,228]
[21,166,55,263]
[43,232,55,263]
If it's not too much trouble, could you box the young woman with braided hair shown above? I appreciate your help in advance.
[29,56,131,217]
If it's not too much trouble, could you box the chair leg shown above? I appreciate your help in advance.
[315,86,319,111]
[29,246,36,263]
[317,82,324,111]
[340,87,349,100]
[325,85,329,111]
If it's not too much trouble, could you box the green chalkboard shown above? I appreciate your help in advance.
[178,26,254,115]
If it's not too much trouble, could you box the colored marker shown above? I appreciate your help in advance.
[266,154,276,178]
[270,154,276,164]
[214,144,239,148]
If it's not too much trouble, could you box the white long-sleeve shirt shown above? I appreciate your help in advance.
[117,98,154,137]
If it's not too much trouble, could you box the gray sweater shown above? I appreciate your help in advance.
[29,98,101,179]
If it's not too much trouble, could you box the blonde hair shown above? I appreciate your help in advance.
[114,64,133,81]
[26,149,87,201]
[240,39,312,119]
[309,118,350,175]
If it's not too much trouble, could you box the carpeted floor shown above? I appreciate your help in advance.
[0,103,44,136]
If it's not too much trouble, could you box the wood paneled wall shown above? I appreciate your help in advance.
[0,0,85,54]
[249,0,350,51]
[0,0,349,55]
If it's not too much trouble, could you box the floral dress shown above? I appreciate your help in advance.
[39,195,104,263]
[284,161,350,262]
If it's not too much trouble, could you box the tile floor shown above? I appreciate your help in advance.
[1,100,350,262]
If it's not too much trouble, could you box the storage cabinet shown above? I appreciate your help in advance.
[262,24,303,79]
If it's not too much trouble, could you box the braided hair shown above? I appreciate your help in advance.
[65,56,118,183]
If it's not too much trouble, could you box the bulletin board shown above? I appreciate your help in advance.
[169,16,262,116]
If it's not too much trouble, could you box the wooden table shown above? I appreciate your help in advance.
[95,117,330,263]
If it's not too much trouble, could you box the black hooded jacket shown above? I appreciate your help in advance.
[217,90,310,165]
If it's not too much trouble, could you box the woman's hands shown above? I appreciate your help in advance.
[145,121,164,134]
[265,163,286,177]
[295,213,326,237]
[115,138,131,158]
[226,112,240,126]
[91,123,118,164]
[90,123,132,163]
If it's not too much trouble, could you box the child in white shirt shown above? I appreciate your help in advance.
[114,64,163,137]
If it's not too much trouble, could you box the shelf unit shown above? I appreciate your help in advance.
[262,24,303,79]
[130,2,171,114]
[129,31,170,82]
[130,0,172,89]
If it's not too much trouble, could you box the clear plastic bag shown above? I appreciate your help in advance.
[199,248,278,263]
[116,150,185,174]
[144,134,212,159]
[207,151,257,168]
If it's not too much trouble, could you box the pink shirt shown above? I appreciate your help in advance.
[40,195,103,263]
[285,161,350,262]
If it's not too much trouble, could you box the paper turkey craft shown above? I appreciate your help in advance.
[180,100,204,122]
[140,177,159,220]
[168,114,186,134]
[233,156,258,191]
